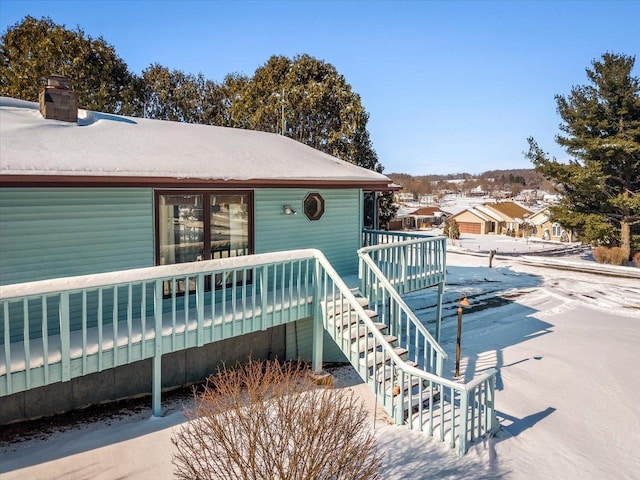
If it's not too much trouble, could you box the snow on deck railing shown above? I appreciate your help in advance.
[1,242,497,455]
[316,247,498,456]
[358,252,447,376]
[1,250,318,411]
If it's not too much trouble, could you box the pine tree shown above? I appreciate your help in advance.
[526,53,640,257]
[1,16,142,115]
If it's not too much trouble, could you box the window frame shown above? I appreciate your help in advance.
[303,192,325,221]
[154,189,254,267]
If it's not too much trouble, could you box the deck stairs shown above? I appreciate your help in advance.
[322,293,440,425]
[317,231,500,456]
[1,232,498,456]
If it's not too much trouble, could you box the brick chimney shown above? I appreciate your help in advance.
[39,75,78,123]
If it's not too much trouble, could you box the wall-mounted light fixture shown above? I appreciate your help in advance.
[283,205,297,215]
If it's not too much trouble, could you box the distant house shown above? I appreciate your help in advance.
[418,194,438,205]
[481,201,533,234]
[528,209,575,242]
[407,206,448,229]
[449,201,533,235]
[449,207,502,234]
[395,192,415,203]
[389,206,448,230]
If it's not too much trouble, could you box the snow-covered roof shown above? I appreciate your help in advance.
[0,97,393,189]
[474,205,503,222]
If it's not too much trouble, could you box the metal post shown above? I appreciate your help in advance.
[455,305,463,377]
[455,297,469,377]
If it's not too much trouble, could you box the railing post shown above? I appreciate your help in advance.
[59,292,71,382]
[312,258,324,374]
[435,282,444,343]
[487,373,498,435]
[395,369,406,425]
[3,302,12,394]
[458,390,469,456]
[196,273,204,347]
[152,280,163,417]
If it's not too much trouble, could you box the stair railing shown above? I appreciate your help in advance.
[358,252,446,376]
[360,232,446,294]
[314,250,499,456]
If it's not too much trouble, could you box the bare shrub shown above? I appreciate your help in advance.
[608,247,628,266]
[633,252,640,267]
[172,359,381,480]
[593,246,609,264]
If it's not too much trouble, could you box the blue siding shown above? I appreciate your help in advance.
[254,189,362,276]
[0,188,154,285]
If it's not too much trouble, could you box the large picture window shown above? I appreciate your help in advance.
[156,190,253,266]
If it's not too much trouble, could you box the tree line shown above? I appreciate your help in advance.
[0,16,396,225]
[388,169,553,198]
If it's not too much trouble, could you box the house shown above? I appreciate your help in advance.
[418,194,438,205]
[449,207,503,234]
[452,201,532,234]
[0,89,389,408]
[527,208,575,242]
[395,192,415,203]
[405,206,448,229]
[0,84,497,454]
[481,201,533,234]
[449,201,533,235]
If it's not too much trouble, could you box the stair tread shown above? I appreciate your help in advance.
[360,347,408,369]
[323,296,369,315]
[328,309,378,327]
[385,375,422,395]
[402,389,442,418]
[374,361,419,383]
[351,334,397,354]
[346,322,388,340]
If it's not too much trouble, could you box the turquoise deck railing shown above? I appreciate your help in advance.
[1,241,498,456]
[361,230,446,294]
[358,251,446,376]
[0,250,316,412]
[355,232,499,455]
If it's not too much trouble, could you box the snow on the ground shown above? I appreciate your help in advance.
[1,238,640,479]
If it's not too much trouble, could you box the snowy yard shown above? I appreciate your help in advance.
[1,238,639,479]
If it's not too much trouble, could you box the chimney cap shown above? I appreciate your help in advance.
[47,74,71,89]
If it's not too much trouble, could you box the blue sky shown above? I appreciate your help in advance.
[1,0,638,175]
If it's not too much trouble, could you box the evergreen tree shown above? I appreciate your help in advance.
[0,16,143,115]
[227,54,383,167]
[226,54,395,221]
[141,64,223,123]
[526,53,640,257]
[2,19,395,225]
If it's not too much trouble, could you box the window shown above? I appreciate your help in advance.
[156,191,253,294]
[552,222,562,238]
[303,192,325,221]
[157,191,252,265]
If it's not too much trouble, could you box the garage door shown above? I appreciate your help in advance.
[458,222,481,234]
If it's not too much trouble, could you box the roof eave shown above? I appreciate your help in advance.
[0,174,397,191]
